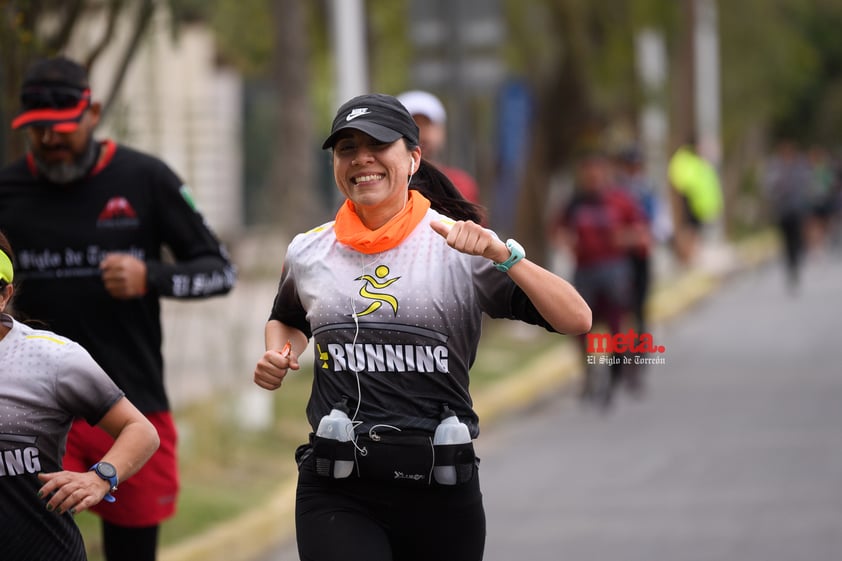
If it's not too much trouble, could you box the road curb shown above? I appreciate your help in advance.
[159,232,779,561]
[160,480,297,561]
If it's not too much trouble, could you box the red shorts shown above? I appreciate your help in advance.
[64,411,179,527]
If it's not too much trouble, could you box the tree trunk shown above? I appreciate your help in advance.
[514,1,596,268]
[667,0,697,235]
[267,0,320,235]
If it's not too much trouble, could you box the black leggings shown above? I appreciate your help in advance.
[628,253,651,334]
[295,456,486,561]
[102,521,159,561]
[778,213,804,283]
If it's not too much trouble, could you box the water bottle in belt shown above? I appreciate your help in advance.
[433,403,471,485]
[316,398,355,478]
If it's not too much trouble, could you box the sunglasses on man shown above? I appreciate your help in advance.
[20,86,91,110]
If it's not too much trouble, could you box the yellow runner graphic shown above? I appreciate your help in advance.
[354,265,400,317]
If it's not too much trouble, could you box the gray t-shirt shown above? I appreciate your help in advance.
[270,208,524,437]
[0,313,124,561]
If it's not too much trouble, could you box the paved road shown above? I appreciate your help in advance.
[479,255,842,561]
[255,254,842,561]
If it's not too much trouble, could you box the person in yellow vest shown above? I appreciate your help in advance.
[668,136,723,264]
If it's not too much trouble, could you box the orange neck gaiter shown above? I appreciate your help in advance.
[334,190,431,254]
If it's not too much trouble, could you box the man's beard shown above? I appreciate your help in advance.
[31,138,99,184]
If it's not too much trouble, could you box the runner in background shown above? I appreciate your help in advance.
[614,145,672,335]
[805,145,836,253]
[667,135,723,265]
[550,150,650,405]
[761,140,812,292]
[397,90,481,205]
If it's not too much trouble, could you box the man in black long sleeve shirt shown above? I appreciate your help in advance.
[0,56,236,561]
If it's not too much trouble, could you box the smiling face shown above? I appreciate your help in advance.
[332,130,421,229]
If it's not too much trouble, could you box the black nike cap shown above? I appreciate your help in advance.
[322,93,420,150]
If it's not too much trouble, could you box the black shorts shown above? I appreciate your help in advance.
[294,448,486,561]
[680,194,702,229]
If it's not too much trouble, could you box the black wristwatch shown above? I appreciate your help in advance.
[89,461,119,503]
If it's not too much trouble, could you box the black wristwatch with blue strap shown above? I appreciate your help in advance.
[89,461,119,503]
[493,239,526,272]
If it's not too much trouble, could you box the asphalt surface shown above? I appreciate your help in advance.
[479,253,842,561]
[247,250,842,561]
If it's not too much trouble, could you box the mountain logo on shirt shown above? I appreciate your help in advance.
[97,196,139,228]
[354,265,400,317]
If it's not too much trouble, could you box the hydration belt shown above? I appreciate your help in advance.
[306,429,476,486]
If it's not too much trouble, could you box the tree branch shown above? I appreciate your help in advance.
[102,0,154,119]
[44,0,85,53]
[84,0,126,70]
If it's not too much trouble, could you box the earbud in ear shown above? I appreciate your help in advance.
[410,159,415,174]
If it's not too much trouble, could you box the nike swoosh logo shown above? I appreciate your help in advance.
[346,108,370,121]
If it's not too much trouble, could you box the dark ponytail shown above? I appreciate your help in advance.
[410,159,486,224]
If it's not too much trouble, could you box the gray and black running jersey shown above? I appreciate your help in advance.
[270,207,553,437]
[0,313,124,560]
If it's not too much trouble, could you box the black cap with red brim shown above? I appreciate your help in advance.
[12,89,91,132]
[10,56,92,132]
